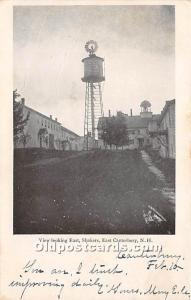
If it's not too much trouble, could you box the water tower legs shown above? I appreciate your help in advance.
[90,82,95,141]
[84,82,104,150]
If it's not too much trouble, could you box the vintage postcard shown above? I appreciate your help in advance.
[0,0,191,299]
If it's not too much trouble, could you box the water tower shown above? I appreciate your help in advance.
[81,40,105,149]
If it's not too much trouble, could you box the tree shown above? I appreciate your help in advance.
[111,115,128,149]
[101,114,128,149]
[19,132,31,148]
[13,90,30,144]
[101,117,113,149]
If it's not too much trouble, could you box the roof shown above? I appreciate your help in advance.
[25,105,61,124]
[98,114,160,130]
[160,99,175,123]
[140,100,151,108]
[61,126,79,137]
[82,54,104,62]
[125,115,157,129]
[24,104,79,137]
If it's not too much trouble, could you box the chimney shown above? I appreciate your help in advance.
[55,117,57,122]
[108,110,111,117]
[130,109,133,117]
[50,115,52,119]
[21,98,25,106]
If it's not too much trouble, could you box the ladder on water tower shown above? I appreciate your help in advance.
[84,82,104,141]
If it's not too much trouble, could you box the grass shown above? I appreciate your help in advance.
[14,149,175,234]
[14,148,82,166]
[145,148,175,188]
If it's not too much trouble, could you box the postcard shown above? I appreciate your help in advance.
[0,0,191,299]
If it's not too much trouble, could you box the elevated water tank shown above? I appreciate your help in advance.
[81,40,105,83]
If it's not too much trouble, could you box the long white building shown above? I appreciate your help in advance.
[15,99,84,151]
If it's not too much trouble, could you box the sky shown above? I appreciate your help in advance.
[14,5,175,135]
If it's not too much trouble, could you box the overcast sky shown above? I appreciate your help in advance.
[14,5,175,135]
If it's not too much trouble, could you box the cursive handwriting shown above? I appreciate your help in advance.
[9,277,65,299]
[8,258,190,300]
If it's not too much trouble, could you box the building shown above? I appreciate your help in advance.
[149,99,175,159]
[159,99,175,158]
[15,99,83,151]
[98,99,175,159]
[98,101,160,150]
